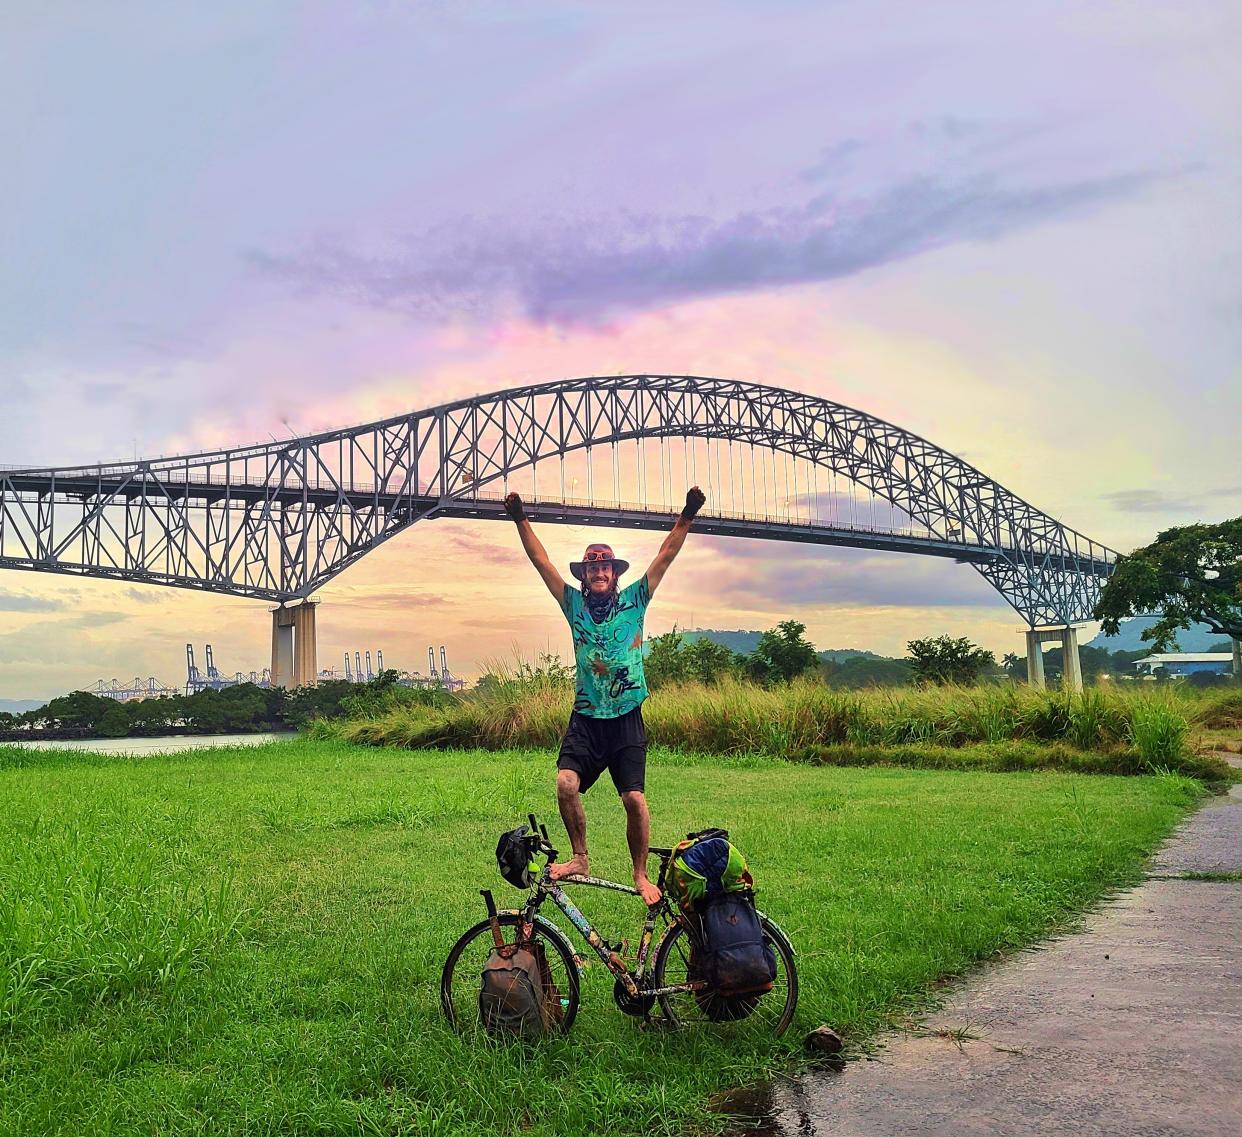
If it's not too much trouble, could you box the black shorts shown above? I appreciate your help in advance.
[557,705,647,794]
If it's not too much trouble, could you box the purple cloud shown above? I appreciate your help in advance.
[689,538,1001,609]
[251,163,1161,327]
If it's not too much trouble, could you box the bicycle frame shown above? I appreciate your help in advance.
[514,867,703,1001]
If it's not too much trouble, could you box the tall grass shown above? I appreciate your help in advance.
[0,807,245,1029]
[315,674,1230,777]
[1127,697,1190,767]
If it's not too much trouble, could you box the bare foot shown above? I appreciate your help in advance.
[635,875,662,906]
[549,854,589,881]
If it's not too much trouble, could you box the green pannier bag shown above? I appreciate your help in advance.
[666,828,754,915]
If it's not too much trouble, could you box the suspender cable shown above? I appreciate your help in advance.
[637,436,644,511]
[811,453,818,526]
[710,434,720,506]
[728,439,736,517]
[792,451,801,524]
[759,443,766,518]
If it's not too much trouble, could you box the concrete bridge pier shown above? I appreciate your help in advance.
[1024,625,1083,692]
[271,600,318,687]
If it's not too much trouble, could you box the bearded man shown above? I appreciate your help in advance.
[503,486,706,905]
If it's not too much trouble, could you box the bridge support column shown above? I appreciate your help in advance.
[271,607,295,688]
[1061,626,1082,692]
[293,601,317,687]
[1025,630,1046,689]
[271,601,319,688]
[1023,626,1083,692]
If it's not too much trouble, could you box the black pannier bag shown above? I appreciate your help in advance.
[692,891,777,1022]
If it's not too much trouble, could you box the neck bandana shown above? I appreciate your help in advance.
[585,587,619,623]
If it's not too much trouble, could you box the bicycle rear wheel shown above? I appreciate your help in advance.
[652,914,798,1037]
[440,913,580,1038]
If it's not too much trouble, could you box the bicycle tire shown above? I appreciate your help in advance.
[652,914,798,1037]
[440,913,581,1037]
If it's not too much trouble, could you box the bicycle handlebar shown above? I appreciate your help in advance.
[527,812,559,861]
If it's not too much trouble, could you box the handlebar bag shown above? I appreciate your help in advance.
[495,826,540,889]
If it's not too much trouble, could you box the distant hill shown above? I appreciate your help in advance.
[0,698,45,715]
[1084,617,1232,654]
[680,629,763,655]
[678,629,880,663]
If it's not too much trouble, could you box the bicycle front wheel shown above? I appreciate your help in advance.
[440,913,581,1038]
[652,914,798,1037]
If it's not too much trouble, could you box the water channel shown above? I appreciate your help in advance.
[6,732,295,755]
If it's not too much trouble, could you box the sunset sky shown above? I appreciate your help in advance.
[2,2,1239,699]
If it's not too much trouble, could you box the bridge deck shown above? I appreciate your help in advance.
[0,472,1113,577]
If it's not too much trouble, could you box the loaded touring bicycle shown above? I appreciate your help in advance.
[440,813,798,1039]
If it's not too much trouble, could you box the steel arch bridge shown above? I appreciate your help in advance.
[0,375,1115,628]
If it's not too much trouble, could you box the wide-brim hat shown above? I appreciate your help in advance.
[570,542,630,582]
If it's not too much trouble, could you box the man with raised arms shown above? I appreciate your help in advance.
[503,486,706,905]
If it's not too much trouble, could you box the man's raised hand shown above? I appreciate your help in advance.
[681,485,706,521]
[504,492,526,522]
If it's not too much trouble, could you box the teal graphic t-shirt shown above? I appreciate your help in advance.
[560,575,652,718]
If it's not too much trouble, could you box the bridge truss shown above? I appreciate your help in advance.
[0,375,1115,625]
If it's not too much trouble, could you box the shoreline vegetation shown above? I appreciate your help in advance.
[313,675,1240,784]
[0,737,1209,1136]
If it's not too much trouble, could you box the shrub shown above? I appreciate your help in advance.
[1127,699,1190,767]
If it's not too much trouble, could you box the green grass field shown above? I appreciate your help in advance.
[0,738,1204,1136]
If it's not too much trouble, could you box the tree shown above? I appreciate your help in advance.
[97,702,131,738]
[1094,518,1242,673]
[644,629,740,688]
[906,635,995,686]
[126,696,183,734]
[40,690,112,731]
[1001,652,1025,681]
[644,629,692,688]
[748,620,820,684]
[685,636,740,684]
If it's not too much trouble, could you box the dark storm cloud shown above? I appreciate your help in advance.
[251,166,1161,326]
